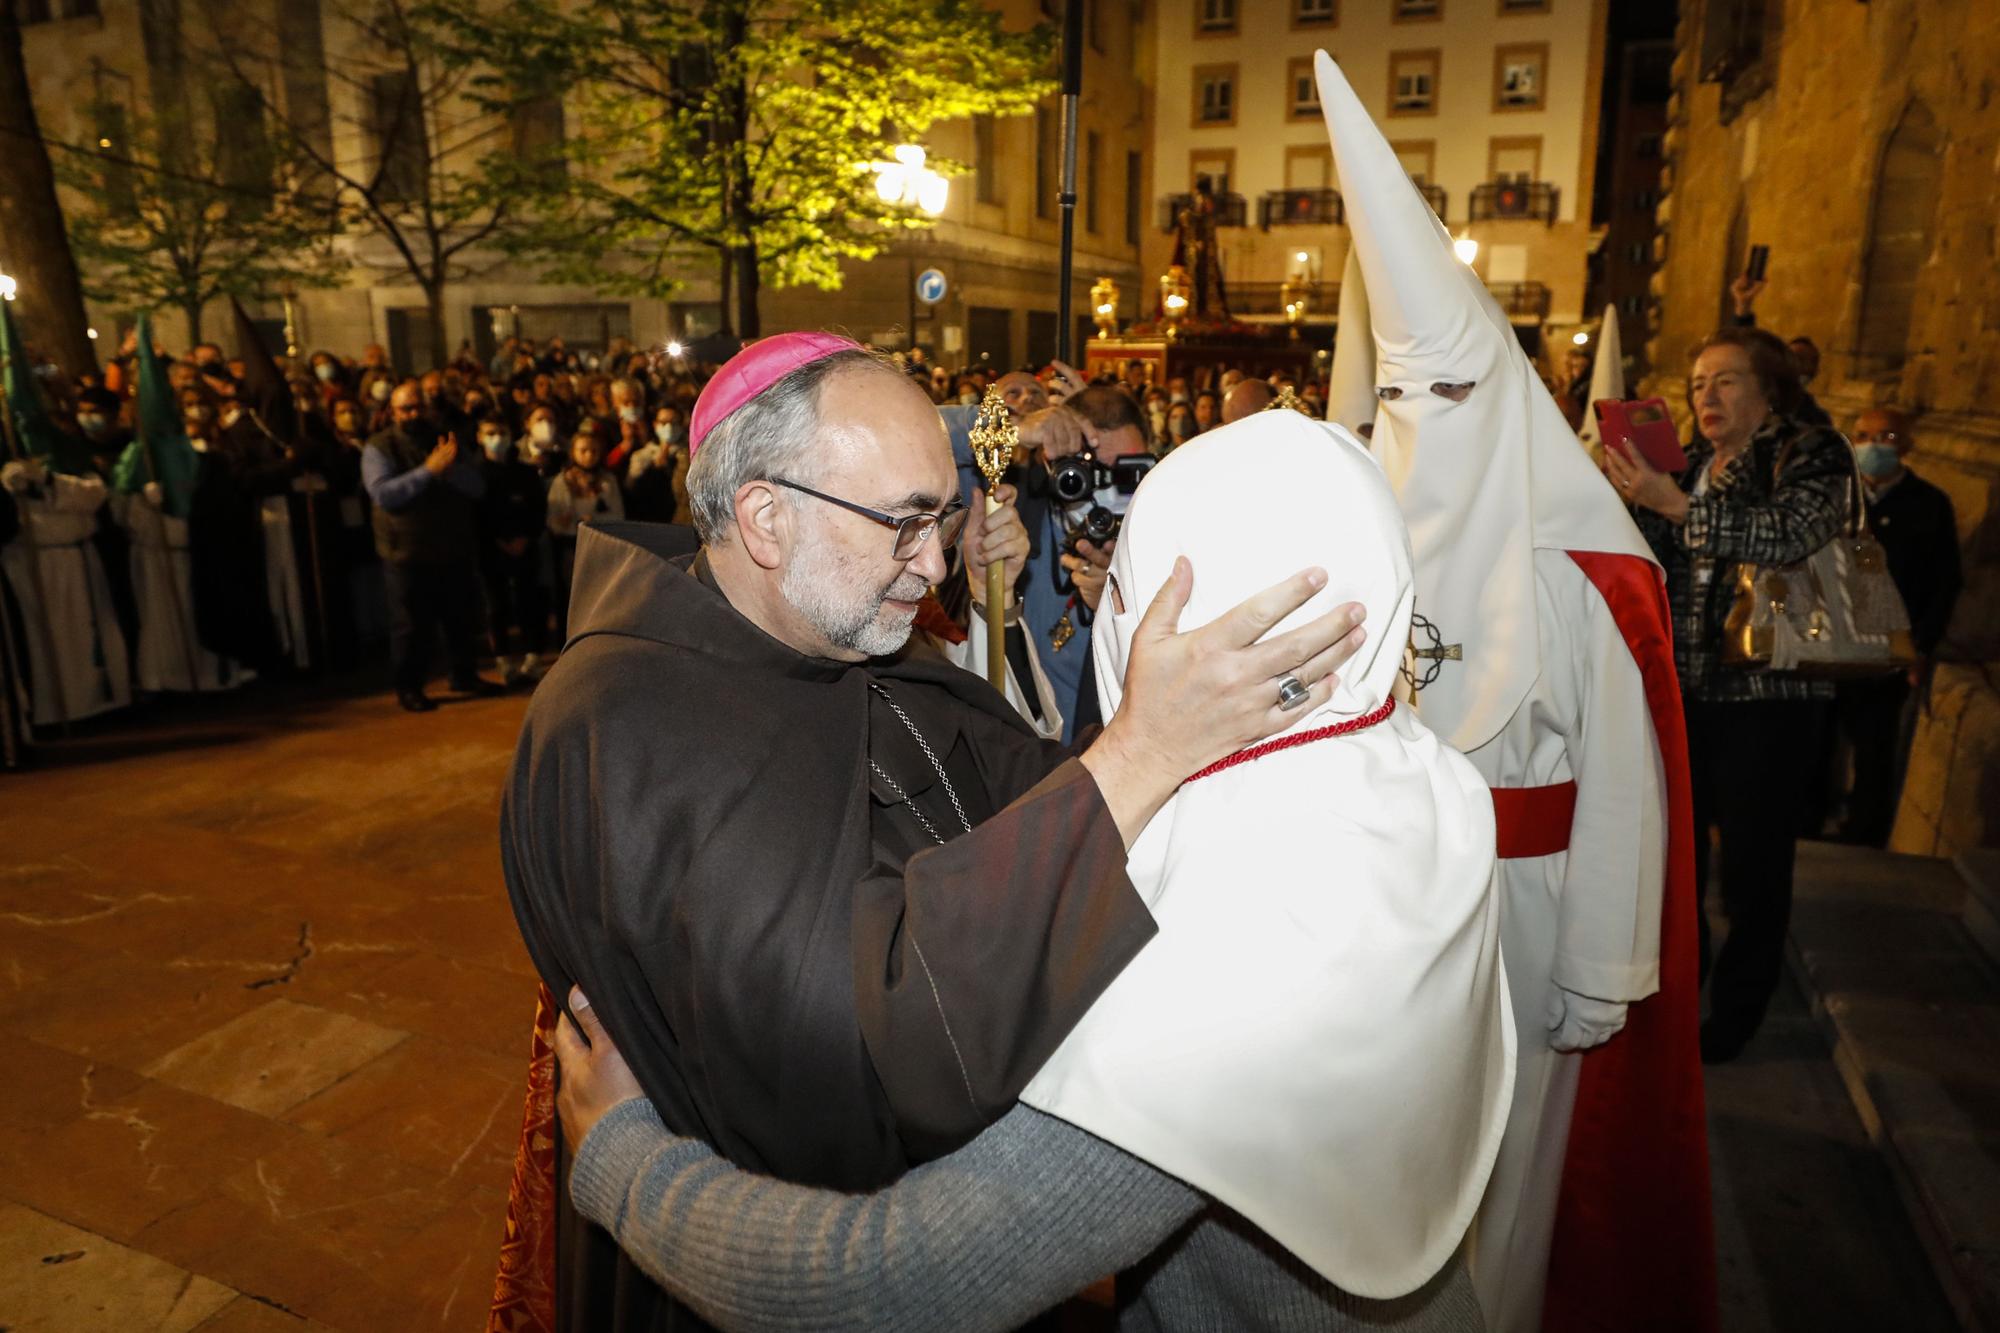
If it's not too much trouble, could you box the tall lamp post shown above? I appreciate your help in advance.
[877,146,950,355]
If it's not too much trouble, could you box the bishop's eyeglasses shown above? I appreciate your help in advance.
[770,479,969,560]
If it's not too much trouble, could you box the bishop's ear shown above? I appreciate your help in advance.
[733,479,788,571]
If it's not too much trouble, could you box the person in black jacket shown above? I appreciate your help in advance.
[475,417,550,686]
[1833,407,1962,844]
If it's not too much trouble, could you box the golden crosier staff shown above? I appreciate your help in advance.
[968,385,1017,689]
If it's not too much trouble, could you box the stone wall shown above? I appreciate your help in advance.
[1643,0,2000,853]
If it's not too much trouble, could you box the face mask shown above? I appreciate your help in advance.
[654,422,675,444]
[314,363,337,382]
[530,420,555,446]
[1171,417,1196,439]
[370,380,391,402]
[1855,443,1901,478]
[958,390,978,406]
[1170,392,1189,405]
[481,434,510,459]
[78,414,106,435]
[619,406,641,424]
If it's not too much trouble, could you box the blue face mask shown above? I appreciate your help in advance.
[1855,443,1900,478]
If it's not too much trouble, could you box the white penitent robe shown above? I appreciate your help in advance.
[121,491,246,694]
[262,494,311,670]
[0,470,132,727]
[937,607,1065,742]
[1458,548,1665,1333]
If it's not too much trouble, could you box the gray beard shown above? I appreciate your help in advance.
[781,519,929,658]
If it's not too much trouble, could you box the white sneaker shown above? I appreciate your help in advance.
[500,656,527,687]
[523,652,550,679]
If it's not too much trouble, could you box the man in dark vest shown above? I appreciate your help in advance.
[362,382,499,711]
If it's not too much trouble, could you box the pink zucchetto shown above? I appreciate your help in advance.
[688,332,864,455]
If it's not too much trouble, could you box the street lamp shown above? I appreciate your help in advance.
[1452,235,1479,267]
[1571,330,1590,346]
[0,273,16,302]
[877,145,950,353]
[876,144,949,217]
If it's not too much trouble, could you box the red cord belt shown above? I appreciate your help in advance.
[1185,698,1397,784]
[1491,781,1578,859]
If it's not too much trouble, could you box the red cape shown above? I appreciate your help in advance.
[1544,551,1718,1333]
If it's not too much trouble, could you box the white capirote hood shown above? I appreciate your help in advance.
[1314,50,1653,754]
[1020,411,1514,1298]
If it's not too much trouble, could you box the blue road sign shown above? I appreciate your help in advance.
[917,269,948,305]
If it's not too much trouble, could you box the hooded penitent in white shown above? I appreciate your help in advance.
[1575,303,1626,463]
[1312,50,1652,755]
[1327,245,1376,434]
[1019,410,1514,1300]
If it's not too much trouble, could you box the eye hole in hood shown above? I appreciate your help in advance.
[1430,381,1476,403]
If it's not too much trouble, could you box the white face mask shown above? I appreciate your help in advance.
[314,362,338,382]
[654,422,674,444]
[370,379,391,402]
[481,434,510,459]
[958,390,979,405]
[530,420,555,446]
[619,406,641,424]
[78,414,107,435]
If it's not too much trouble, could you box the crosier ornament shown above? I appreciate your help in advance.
[968,385,1018,688]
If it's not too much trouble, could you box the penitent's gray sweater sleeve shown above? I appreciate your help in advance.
[570,1101,1203,1333]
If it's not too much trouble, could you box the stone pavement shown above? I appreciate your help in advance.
[0,680,1972,1331]
[0,683,537,1331]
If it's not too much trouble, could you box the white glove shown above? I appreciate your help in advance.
[1,458,48,493]
[1545,986,1628,1053]
[143,481,165,507]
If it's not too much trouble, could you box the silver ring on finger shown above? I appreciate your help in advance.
[1277,673,1310,711]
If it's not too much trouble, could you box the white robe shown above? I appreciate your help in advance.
[0,472,132,727]
[937,606,1065,742]
[1457,549,1665,1333]
[262,494,311,670]
[120,492,247,693]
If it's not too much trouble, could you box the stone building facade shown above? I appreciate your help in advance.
[15,0,1149,373]
[1644,0,1999,854]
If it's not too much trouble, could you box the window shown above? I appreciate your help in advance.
[1486,135,1541,180]
[1493,42,1548,112]
[1196,0,1236,36]
[1125,150,1142,247]
[370,71,429,204]
[1085,130,1101,234]
[974,115,1000,205]
[1498,0,1548,12]
[17,0,51,23]
[1391,139,1436,183]
[1631,189,1657,211]
[92,100,133,213]
[1635,133,1661,158]
[1193,65,1238,127]
[212,85,273,200]
[1393,0,1441,21]
[509,96,566,183]
[1088,0,1104,52]
[1286,57,1321,120]
[1857,100,1943,377]
[1388,50,1440,116]
[1626,242,1648,264]
[1189,149,1234,195]
[1284,145,1332,190]
[65,0,100,17]
[1293,0,1335,27]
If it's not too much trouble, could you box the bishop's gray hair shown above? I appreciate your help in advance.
[687,347,906,543]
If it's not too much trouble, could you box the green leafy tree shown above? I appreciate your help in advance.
[58,97,346,345]
[425,0,1054,338]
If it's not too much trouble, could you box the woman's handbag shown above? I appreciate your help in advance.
[1721,446,1917,677]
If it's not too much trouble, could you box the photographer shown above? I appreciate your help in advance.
[949,383,1151,742]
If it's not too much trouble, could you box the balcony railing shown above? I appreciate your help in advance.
[1485,281,1551,321]
[1258,189,1344,229]
[1230,281,1336,317]
[1158,192,1249,232]
[1415,182,1448,221]
[1469,180,1560,224]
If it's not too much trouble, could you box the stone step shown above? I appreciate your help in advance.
[1957,848,2000,971]
[1786,840,2000,1332]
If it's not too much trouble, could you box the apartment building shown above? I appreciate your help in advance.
[1145,0,1609,346]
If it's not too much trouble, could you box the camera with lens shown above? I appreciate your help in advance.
[1044,450,1154,554]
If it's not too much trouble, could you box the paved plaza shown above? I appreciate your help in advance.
[0,680,1960,1331]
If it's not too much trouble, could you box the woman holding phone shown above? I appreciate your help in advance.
[1603,325,1851,1064]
